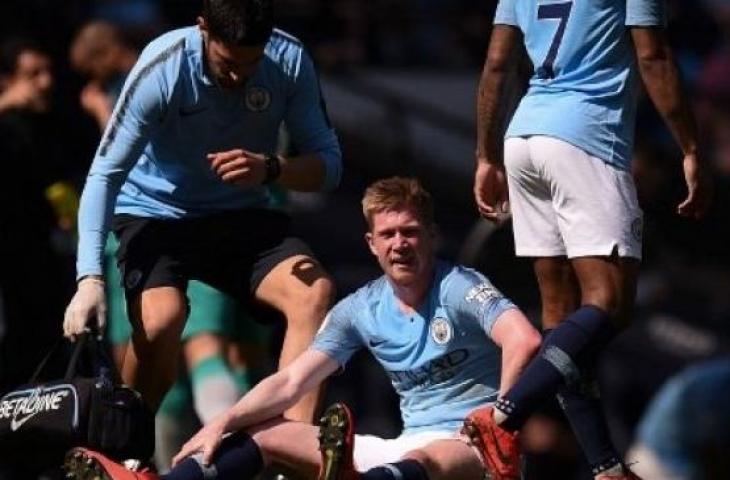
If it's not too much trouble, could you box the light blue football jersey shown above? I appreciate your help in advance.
[494,0,666,170]
[76,27,341,277]
[312,260,518,434]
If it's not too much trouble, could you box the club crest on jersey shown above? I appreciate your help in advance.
[465,282,501,304]
[245,86,271,112]
[430,317,453,345]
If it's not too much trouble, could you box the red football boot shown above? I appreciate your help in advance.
[596,468,643,480]
[462,406,521,480]
[318,402,358,480]
[64,448,159,480]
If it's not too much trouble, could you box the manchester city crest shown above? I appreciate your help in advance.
[430,317,453,345]
[245,86,271,112]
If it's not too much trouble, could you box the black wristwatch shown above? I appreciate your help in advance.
[263,154,282,184]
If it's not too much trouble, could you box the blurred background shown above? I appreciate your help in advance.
[0,0,728,479]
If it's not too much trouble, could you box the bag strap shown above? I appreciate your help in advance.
[63,331,91,381]
[29,332,89,383]
[84,330,123,384]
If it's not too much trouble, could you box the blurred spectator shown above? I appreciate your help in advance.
[0,37,74,479]
[627,357,730,480]
[0,38,70,391]
[69,20,138,130]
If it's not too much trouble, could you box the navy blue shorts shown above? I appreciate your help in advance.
[112,209,314,305]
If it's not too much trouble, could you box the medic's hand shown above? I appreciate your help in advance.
[63,276,107,339]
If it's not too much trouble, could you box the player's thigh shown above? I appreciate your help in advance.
[529,136,643,260]
[128,286,188,341]
[112,214,190,335]
[504,136,565,257]
[353,432,455,472]
[402,439,484,480]
[254,253,335,319]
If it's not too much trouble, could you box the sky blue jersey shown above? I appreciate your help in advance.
[312,260,517,434]
[494,0,666,170]
[76,27,342,277]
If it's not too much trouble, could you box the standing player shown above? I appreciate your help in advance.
[470,1,712,479]
[70,23,272,470]
[62,0,341,429]
[64,176,541,480]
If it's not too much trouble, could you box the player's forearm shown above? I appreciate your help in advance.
[633,30,699,155]
[499,340,538,395]
[477,60,509,165]
[277,148,341,192]
[491,309,541,395]
[477,26,522,164]
[222,369,304,432]
[222,349,337,431]
[76,169,127,278]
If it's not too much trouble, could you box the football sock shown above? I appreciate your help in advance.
[556,369,620,476]
[163,432,264,480]
[190,355,244,424]
[361,459,430,480]
[230,365,251,393]
[496,306,616,432]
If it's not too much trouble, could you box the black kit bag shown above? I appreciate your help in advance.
[0,332,154,467]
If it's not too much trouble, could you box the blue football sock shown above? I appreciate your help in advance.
[361,459,430,480]
[163,432,263,480]
[497,306,616,432]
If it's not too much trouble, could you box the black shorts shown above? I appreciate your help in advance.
[112,209,314,304]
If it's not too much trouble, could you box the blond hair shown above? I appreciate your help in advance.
[362,177,434,229]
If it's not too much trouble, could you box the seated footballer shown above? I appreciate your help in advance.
[65,177,541,480]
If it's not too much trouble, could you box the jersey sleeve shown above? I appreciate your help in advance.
[447,268,518,337]
[76,40,182,278]
[310,295,364,368]
[626,0,667,27]
[284,49,342,191]
[494,0,518,26]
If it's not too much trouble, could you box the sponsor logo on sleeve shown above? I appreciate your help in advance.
[465,283,502,304]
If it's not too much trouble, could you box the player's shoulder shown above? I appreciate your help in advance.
[352,275,389,306]
[337,275,388,313]
[138,27,191,62]
[437,261,507,306]
[439,261,489,293]
[264,28,308,78]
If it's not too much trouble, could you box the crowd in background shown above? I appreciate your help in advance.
[0,1,729,479]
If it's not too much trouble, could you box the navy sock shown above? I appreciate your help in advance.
[163,432,264,480]
[361,459,429,480]
[555,359,620,474]
[497,306,616,431]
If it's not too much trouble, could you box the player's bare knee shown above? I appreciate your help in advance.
[402,450,437,475]
[134,304,186,347]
